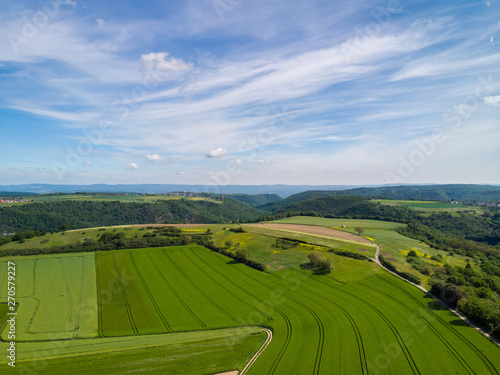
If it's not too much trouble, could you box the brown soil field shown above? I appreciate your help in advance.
[132,224,211,228]
[246,223,373,245]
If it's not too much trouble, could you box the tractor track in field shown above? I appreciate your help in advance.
[313,275,421,374]
[228,261,325,375]
[181,249,273,322]
[95,255,103,336]
[290,271,369,374]
[161,250,241,326]
[145,251,206,329]
[359,279,480,375]
[128,252,172,333]
[188,248,293,375]
[112,254,138,335]
[371,241,500,349]
[373,275,499,375]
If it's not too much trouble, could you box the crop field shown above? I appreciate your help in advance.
[2,244,500,374]
[371,199,485,214]
[95,246,500,373]
[0,327,265,375]
[0,254,98,341]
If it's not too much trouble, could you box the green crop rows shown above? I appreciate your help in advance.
[1,244,500,374]
[96,246,500,374]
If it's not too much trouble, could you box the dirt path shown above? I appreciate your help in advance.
[131,224,211,228]
[240,328,273,375]
[246,223,373,245]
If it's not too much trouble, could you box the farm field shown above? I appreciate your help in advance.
[371,199,485,215]
[270,216,475,286]
[2,243,500,373]
[0,327,265,374]
[95,246,500,373]
[0,253,98,341]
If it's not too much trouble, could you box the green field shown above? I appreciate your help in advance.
[0,253,98,341]
[270,216,475,287]
[2,245,499,374]
[371,199,485,215]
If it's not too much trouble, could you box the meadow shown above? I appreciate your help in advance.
[371,199,485,215]
[270,216,475,287]
[1,245,499,374]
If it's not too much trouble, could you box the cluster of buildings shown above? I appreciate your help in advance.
[1,233,15,237]
[451,201,500,208]
[0,198,31,204]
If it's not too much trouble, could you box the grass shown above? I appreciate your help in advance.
[268,216,475,288]
[272,216,403,230]
[1,245,499,373]
[94,246,500,374]
[0,327,265,374]
[0,254,98,341]
[371,199,486,215]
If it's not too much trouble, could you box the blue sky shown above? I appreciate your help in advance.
[0,0,499,186]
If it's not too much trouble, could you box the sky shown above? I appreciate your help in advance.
[0,0,499,186]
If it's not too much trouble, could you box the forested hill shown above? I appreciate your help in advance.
[261,195,417,222]
[0,199,260,232]
[225,193,282,207]
[258,184,500,211]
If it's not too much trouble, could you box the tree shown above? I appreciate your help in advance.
[182,235,192,245]
[235,248,250,261]
[407,250,418,257]
[354,227,364,236]
[308,251,324,267]
[318,258,333,273]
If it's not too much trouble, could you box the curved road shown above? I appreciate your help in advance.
[370,241,500,347]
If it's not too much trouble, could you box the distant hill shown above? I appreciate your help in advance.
[258,184,500,211]
[337,184,500,201]
[265,195,417,222]
[225,193,282,207]
[0,198,261,233]
[0,184,360,198]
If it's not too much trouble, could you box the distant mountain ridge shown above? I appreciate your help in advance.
[258,184,500,210]
[0,184,366,198]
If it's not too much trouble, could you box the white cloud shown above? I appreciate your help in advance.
[140,52,193,81]
[205,147,227,159]
[145,154,165,162]
[491,36,495,43]
[126,163,138,169]
[485,95,500,106]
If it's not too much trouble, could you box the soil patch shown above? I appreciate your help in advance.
[247,223,372,244]
[132,224,211,228]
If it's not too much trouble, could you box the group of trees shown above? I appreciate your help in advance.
[307,251,333,273]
